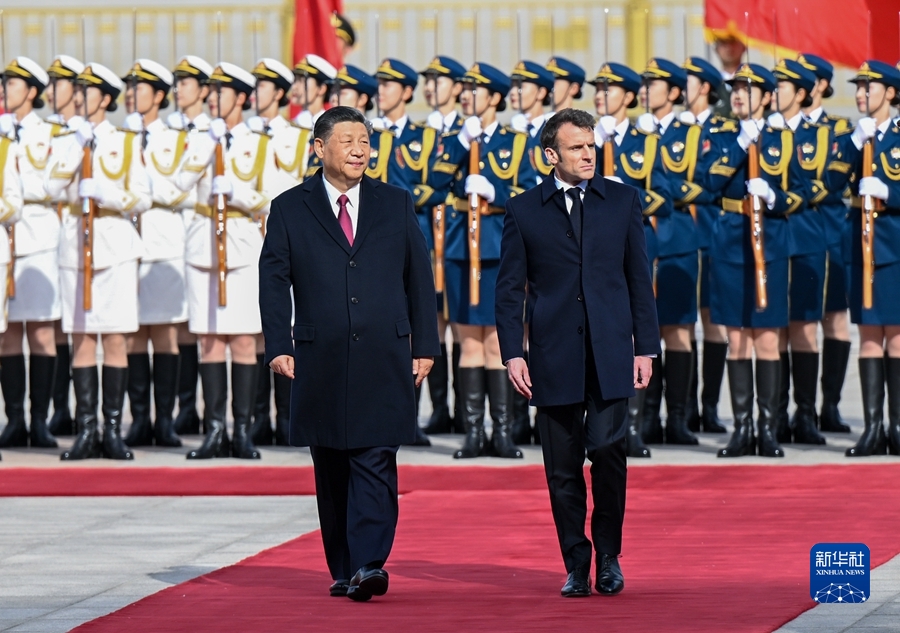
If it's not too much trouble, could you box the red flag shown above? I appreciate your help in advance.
[293,0,344,70]
[704,0,900,67]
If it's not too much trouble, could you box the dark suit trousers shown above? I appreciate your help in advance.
[535,343,628,573]
[309,445,400,580]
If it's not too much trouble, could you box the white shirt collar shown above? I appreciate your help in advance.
[528,113,550,137]
[483,120,500,143]
[145,118,166,135]
[805,107,824,123]
[20,111,41,128]
[696,109,711,125]
[553,175,587,192]
[787,113,803,131]
[615,118,630,145]
[383,114,408,137]
[656,112,676,135]
[878,118,892,135]
[442,110,458,131]
[322,176,361,214]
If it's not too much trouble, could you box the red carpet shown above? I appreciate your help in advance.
[70,464,900,633]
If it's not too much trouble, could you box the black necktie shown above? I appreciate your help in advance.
[187,122,196,131]
[566,188,583,245]
[225,132,233,150]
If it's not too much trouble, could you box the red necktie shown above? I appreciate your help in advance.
[337,194,353,246]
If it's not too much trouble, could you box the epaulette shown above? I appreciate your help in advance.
[709,120,738,133]
[501,126,528,137]
[52,128,75,138]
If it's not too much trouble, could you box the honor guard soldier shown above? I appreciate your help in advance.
[590,62,670,457]
[638,58,701,447]
[680,56,729,435]
[509,61,556,185]
[421,56,466,136]
[546,57,586,113]
[248,57,304,447]
[797,52,854,434]
[45,62,151,461]
[116,59,186,449]
[42,55,87,439]
[707,24,746,120]
[0,58,62,449]
[167,55,213,437]
[836,61,900,457]
[768,59,829,446]
[176,62,298,460]
[431,62,538,459]
[290,55,337,178]
[331,65,378,114]
[331,12,357,59]
[699,64,807,458]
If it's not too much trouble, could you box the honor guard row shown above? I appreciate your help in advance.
[1,50,900,463]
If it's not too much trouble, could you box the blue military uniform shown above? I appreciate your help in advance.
[509,61,556,181]
[333,64,378,112]
[419,56,467,135]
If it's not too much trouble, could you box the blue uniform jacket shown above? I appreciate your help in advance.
[785,120,832,256]
[813,113,853,245]
[657,118,701,257]
[693,114,734,250]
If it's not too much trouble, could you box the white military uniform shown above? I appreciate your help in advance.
[7,112,65,322]
[138,117,191,324]
[0,135,25,332]
[267,114,315,183]
[45,120,150,333]
[177,122,298,335]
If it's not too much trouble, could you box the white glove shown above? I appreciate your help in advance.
[458,116,483,149]
[166,112,187,130]
[370,117,387,132]
[426,110,445,131]
[0,113,17,139]
[679,111,697,125]
[594,115,618,147]
[123,112,144,133]
[604,175,624,184]
[45,113,65,125]
[66,115,85,132]
[79,178,102,201]
[464,174,496,204]
[294,110,314,130]
[852,117,877,150]
[766,112,785,130]
[859,176,889,201]
[636,112,657,133]
[211,175,233,198]
[747,178,776,209]
[247,116,266,134]
[737,119,761,151]
[75,120,95,148]
[510,113,529,134]
[208,118,228,142]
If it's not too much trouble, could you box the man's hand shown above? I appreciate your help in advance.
[634,356,653,390]
[506,357,532,399]
[412,357,434,387]
[270,355,294,379]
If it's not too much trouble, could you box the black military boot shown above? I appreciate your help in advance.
[173,342,201,435]
[700,341,728,433]
[775,352,792,443]
[28,355,59,448]
[640,356,664,444]
[0,355,29,447]
[756,359,785,457]
[790,351,826,445]
[232,362,261,459]
[274,373,292,445]
[454,367,487,459]
[451,342,464,433]
[486,369,523,458]
[886,357,900,456]
[124,353,153,446]
[685,340,701,432]
[100,366,134,460]
[663,351,699,445]
[188,362,231,459]
[819,338,852,433]
[718,359,756,458]
[48,342,75,436]
[423,344,453,434]
[251,353,274,445]
[626,390,651,458]
[153,353,182,447]
[61,366,102,460]
[847,357,888,457]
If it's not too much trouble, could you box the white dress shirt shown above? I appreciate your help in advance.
[553,176,587,214]
[614,118,630,146]
[383,114,408,137]
[656,111,676,135]
[323,176,361,238]
[697,109,712,126]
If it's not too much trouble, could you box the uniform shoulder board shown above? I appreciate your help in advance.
[52,128,75,137]
[709,120,738,133]
[503,125,528,137]
[827,115,852,135]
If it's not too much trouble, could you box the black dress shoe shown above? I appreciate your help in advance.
[595,554,624,596]
[329,579,350,597]
[560,564,591,597]
[347,565,389,602]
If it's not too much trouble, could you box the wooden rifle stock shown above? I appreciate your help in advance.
[861,139,878,310]
[214,141,227,307]
[468,142,486,306]
[433,203,445,292]
[743,140,768,311]
[81,144,95,311]
[6,225,14,298]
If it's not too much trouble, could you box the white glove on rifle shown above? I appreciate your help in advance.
[75,120,94,148]
[66,115,85,132]
[737,119,761,152]
[457,116,483,149]
[208,118,228,142]
[79,178,103,201]
[509,113,529,134]
[425,110,444,132]
[294,110,314,130]
[123,112,144,133]
[211,175,233,198]
[679,111,697,125]
[636,112,657,133]
[851,117,877,150]
[465,174,496,204]
[0,113,17,139]
[859,176,889,201]
[766,112,785,130]
[369,117,386,132]
[247,116,267,134]
[747,178,777,209]
[166,112,187,130]
[594,115,618,147]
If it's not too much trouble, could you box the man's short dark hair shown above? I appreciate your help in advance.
[314,105,373,142]
[540,108,596,153]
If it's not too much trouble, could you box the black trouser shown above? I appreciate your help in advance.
[535,346,628,573]
[309,445,400,581]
